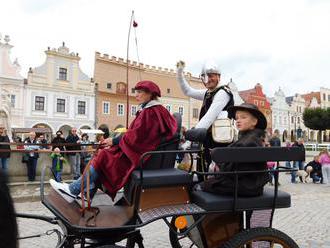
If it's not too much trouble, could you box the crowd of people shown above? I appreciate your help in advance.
[0,126,110,182]
[264,132,330,186]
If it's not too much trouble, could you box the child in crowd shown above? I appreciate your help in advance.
[50,147,66,182]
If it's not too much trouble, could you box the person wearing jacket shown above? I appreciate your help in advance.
[24,132,40,182]
[319,149,330,185]
[0,126,11,175]
[51,130,66,152]
[50,147,67,182]
[304,156,322,183]
[65,128,81,179]
[201,103,270,197]
[50,80,177,202]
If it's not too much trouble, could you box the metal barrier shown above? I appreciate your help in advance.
[305,143,330,151]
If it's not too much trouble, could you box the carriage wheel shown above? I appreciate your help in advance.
[169,217,199,248]
[220,227,299,248]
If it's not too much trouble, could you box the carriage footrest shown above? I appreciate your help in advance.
[138,203,205,223]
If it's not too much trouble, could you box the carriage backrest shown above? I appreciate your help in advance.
[211,146,305,164]
[142,112,182,170]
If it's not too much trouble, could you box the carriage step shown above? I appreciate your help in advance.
[138,203,205,223]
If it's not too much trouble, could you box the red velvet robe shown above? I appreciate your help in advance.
[92,104,177,200]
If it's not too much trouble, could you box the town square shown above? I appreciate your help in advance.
[1,0,330,247]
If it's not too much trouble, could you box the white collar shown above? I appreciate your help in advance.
[137,100,162,111]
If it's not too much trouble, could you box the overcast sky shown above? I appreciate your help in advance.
[1,0,330,96]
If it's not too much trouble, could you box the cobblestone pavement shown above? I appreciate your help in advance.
[15,174,330,248]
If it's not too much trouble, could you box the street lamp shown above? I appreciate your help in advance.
[289,111,298,141]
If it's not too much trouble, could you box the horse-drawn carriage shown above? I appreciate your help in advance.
[16,114,304,247]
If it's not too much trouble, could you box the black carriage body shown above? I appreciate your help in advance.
[28,117,304,247]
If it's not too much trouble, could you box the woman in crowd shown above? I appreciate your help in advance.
[50,80,177,201]
[319,149,330,185]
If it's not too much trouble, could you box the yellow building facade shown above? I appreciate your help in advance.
[94,52,203,130]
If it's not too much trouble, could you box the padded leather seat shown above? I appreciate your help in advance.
[191,187,290,212]
[131,168,192,188]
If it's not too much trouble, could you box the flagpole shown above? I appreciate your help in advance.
[126,10,134,129]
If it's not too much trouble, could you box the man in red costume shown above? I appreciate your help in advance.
[50,80,177,201]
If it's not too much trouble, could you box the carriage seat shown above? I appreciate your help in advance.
[191,187,290,212]
[124,112,192,205]
[130,168,192,188]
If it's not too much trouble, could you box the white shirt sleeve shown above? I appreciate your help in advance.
[195,89,230,129]
[176,68,206,101]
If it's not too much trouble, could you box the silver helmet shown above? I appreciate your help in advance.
[200,62,221,83]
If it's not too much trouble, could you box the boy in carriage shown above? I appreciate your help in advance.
[201,103,270,196]
[50,80,177,202]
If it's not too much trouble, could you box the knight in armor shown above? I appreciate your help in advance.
[176,61,234,166]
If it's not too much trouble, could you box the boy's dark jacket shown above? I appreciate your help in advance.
[203,129,270,196]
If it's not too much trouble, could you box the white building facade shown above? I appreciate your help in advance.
[320,87,330,109]
[286,94,307,141]
[0,34,25,137]
[25,43,95,137]
[319,87,330,141]
[270,88,290,141]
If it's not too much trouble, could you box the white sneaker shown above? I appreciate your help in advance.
[49,179,77,203]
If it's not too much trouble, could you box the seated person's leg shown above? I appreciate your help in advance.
[50,165,98,202]
[69,166,98,195]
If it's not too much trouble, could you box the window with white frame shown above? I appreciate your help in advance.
[131,105,137,116]
[193,108,199,118]
[106,83,112,89]
[165,105,171,113]
[59,67,67,81]
[35,96,45,111]
[103,102,110,114]
[10,95,16,108]
[78,101,86,115]
[56,98,66,113]
[117,104,124,116]
[178,106,184,116]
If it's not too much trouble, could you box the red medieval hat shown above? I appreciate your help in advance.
[134,80,161,97]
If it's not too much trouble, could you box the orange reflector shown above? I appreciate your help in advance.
[175,216,188,229]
